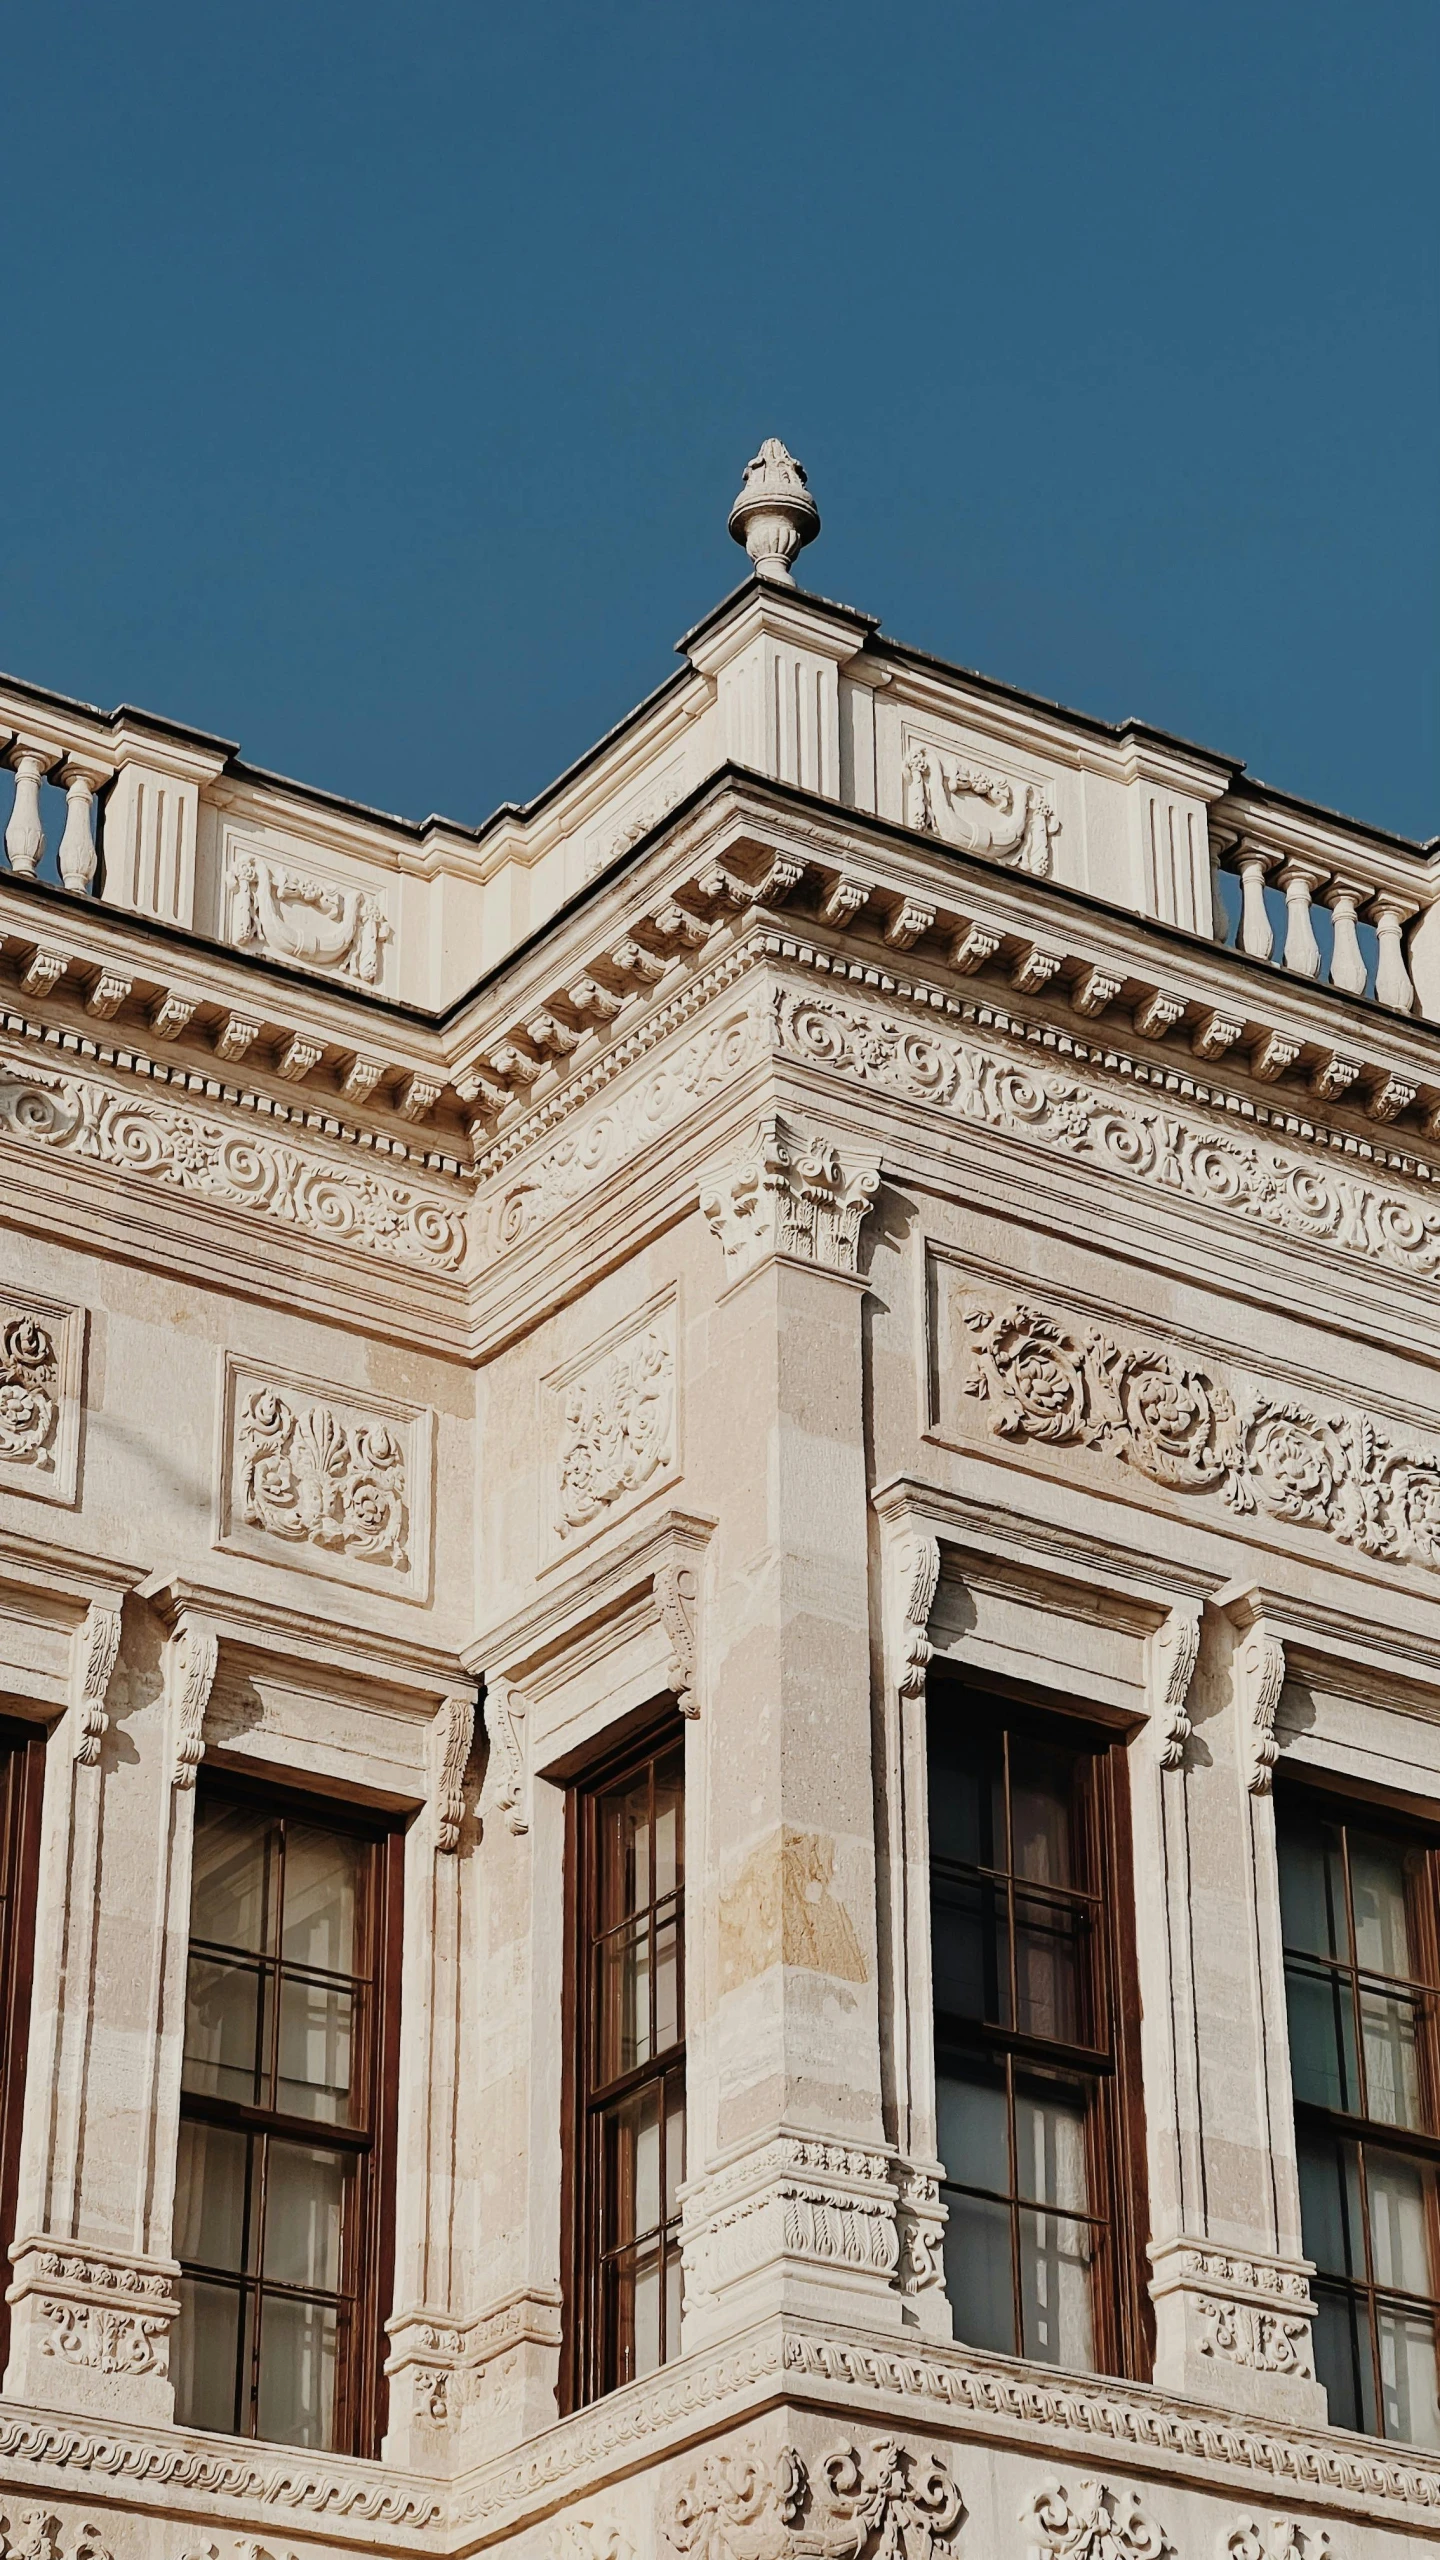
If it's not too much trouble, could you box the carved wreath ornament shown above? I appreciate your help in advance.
[664,2440,962,2560]
[964,1299,1440,1579]
[238,1386,409,1569]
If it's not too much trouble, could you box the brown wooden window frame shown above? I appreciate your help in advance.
[1277,1777,1440,2445]
[0,1713,46,2381]
[174,1769,404,2457]
[926,1679,1151,2381]
[561,1709,686,2413]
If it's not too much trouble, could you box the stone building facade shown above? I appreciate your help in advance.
[0,441,1434,2556]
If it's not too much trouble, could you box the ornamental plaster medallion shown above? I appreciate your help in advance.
[0,1289,84,1506]
[225,840,393,987]
[216,1354,433,1600]
[544,1292,678,1551]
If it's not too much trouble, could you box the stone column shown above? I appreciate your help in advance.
[6,1592,203,2421]
[1144,1582,1326,2425]
[680,1110,904,2345]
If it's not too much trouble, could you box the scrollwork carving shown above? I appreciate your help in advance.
[1023,2481,1173,2560]
[664,2440,961,2560]
[655,1560,700,1716]
[1198,2296,1313,2375]
[557,1322,674,1535]
[1224,2520,1330,2560]
[40,2301,167,2376]
[228,849,391,985]
[484,1676,529,1834]
[0,1312,59,1470]
[237,1383,409,1568]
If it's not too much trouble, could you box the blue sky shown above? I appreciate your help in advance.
[2,2,1436,839]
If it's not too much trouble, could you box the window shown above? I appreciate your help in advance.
[0,1716,45,2379]
[927,1690,1148,2377]
[172,1782,402,2453]
[565,1722,685,2407]
[1278,1792,1440,2446]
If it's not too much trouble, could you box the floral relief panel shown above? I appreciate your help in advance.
[927,1252,1440,1582]
[217,1354,432,1600]
[0,1288,85,1506]
[544,1290,678,1553]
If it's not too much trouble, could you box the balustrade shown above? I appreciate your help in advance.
[2,739,103,897]
[1216,841,1423,1019]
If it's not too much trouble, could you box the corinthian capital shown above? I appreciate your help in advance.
[700,1111,880,1283]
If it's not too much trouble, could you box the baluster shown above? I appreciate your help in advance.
[1323,878,1370,996]
[4,747,50,878]
[1276,862,1325,980]
[1235,847,1275,960]
[1371,894,1417,1015]
[56,763,105,894]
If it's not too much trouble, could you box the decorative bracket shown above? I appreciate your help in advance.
[1217,1582,1287,1793]
[888,1533,940,1700]
[164,1618,220,1790]
[428,1691,477,1851]
[1148,1604,1202,1771]
[70,1602,122,1768]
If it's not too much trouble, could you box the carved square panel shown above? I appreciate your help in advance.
[896,717,1064,877]
[542,1286,679,1557]
[216,1355,433,1600]
[220,826,396,992]
[0,1287,85,1507]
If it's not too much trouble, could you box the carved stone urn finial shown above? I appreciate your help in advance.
[727,437,820,585]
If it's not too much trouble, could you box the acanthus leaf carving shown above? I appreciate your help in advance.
[430,1692,476,1852]
[39,2300,167,2376]
[889,1535,940,1699]
[700,1112,880,1282]
[1148,1605,1201,1771]
[1024,2481,1173,2560]
[236,1382,409,1570]
[167,1621,220,1789]
[1229,1597,1287,1797]
[484,1676,529,1835]
[228,849,391,985]
[71,1602,121,1768]
[654,1560,700,1716]
[557,1321,675,1536]
[1197,2294,1313,2375]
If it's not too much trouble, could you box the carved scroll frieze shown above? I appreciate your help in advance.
[701,1112,881,1283]
[903,740,1060,876]
[664,2438,961,2560]
[549,1299,677,1543]
[0,1051,466,1273]
[957,1295,1440,1592]
[219,1357,431,1598]
[227,845,392,986]
[771,982,1440,1295]
[1023,2481,1173,2560]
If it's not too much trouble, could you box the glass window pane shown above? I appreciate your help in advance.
[653,1761,683,1899]
[1349,1834,1417,1983]
[927,1723,995,1871]
[654,1907,681,2056]
[1377,2297,1440,2446]
[1285,1961,1361,2115]
[602,2085,663,2248]
[280,1825,361,1976]
[663,2075,685,2221]
[1013,2079,1091,2215]
[175,2120,253,2273]
[277,1978,356,2124]
[937,2061,1009,2197]
[1359,1987,1423,2129]
[599,1923,651,2080]
[183,1956,268,2105]
[1297,2132,1365,2280]
[256,2292,337,2448]
[173,2275,250,2434]
[1019,2206,1095,2369]
[1277,1813,1347,1963]
[1366,2147,1435,2297]
[1311,2283,1374,2436]
[191,1802,277,1954]
[1013,1893,1084,2045]
[261,2141,348,2294]
[1007,1738,1077,1889]
[598,1780,651,1931]
[943,2189,1014,2353]
[931,1875,1002,2025]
